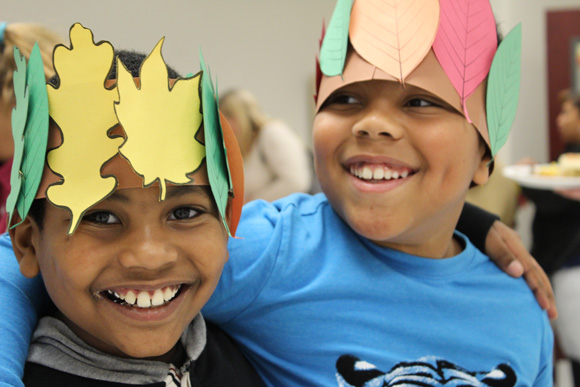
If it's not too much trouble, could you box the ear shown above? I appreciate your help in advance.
[9,216,41,278]
[472,148,492,186]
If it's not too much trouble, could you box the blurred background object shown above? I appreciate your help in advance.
[0,22,62,234]
[220,89,314,202]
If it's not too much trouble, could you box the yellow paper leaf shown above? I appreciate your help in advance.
[46,23,123,234]
[349,0,440,83]
[115,38,205,200]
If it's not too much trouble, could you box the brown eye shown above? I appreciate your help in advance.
[84,211,119,224]
[407,98,436,108]
[169,207,199,220]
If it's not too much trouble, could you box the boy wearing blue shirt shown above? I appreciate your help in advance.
[200,0,553,385]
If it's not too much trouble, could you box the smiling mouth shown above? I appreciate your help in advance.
[348,163,415,182]
[99,285,185,309]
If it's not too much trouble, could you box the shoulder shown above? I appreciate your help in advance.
[0,232,13,253]
[231,193,331,262]
[23,362,154,387]
[237,193,329,232]
[193,322,264,386]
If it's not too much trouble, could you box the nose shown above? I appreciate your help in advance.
[352,107,404,140]
[118,224,179,271]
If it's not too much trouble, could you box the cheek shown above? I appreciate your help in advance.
[190,235,229,287]
[312,115,341,165]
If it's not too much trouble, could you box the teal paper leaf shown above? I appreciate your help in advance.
[6,46,30,227]
[486,24,522,158]
[199,48,231,235]
[17,43,50,224]
[319,0,351,76]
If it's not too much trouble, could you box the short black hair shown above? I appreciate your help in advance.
[48,49,182,87]
[31,50,182,229]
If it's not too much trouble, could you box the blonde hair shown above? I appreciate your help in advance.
[0,23,62,107]
[219,89,270,135]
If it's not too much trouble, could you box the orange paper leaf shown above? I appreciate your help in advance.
[349,0,440,83]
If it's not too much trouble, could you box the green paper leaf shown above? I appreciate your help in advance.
[486,24,522,158]
[199,48,231,235]
[6,46,30,227]
[319,0,351,76]
[17,43,50,224]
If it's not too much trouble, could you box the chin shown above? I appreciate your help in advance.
[343,211,403,244]
[116,336,179,360]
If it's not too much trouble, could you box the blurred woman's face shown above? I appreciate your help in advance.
[0,100,15,162]
[557,100,580,144]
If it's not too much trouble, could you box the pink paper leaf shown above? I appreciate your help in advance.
[432,0,497,118]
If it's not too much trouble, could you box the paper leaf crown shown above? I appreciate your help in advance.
[317,0,522,159]
[7,23,244,236]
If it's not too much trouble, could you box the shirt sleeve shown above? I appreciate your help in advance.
[202,200,282,323]
[0,233,46,386]
[533,314,554,386]
[456,202,499,252]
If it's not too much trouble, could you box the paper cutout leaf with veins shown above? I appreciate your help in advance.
[433,0,497,120]
[6,46,29,227]
[15,43,50,226]
[46,23,123,234]
[486,24,522,158]
[200,48,231,235]
[116,38,204,201]
[320,0,352,76]
[349,0,440,83]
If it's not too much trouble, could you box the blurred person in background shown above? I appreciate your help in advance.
[520,89,580,385]
[0,22,61,233]
[220,89,314,203]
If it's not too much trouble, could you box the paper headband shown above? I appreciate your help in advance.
[6,23,244,236]
[315,0,522,159]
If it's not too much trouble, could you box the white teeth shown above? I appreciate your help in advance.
[106,285,182,308]
[151,289,164,306]
[362,167,373,180]
[137,292,152,308]
[373,168,384,180]
[351,165,410,181]
[163,287,174,301]
[125,291,137,305]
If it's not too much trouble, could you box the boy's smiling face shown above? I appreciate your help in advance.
[313,79,490,258]
[17,184,227,360]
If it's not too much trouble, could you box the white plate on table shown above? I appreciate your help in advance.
[502,164,580,190]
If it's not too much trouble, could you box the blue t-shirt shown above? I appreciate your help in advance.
[0,193,553,386]
[203,193,553,386]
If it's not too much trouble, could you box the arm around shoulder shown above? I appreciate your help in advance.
[0,234,46,386]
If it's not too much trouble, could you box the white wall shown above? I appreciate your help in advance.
[1,0,336,145]
[491,0,580,164]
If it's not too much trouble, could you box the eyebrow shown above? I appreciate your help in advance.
[108,185,212,202]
